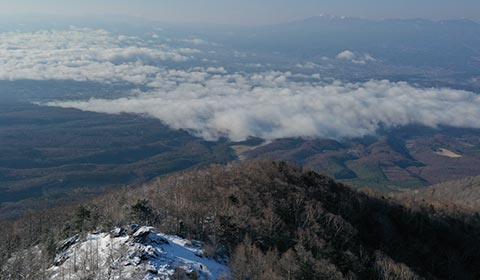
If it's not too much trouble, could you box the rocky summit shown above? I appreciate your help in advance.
[48,226,230,280]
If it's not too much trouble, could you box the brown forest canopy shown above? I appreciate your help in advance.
[1,160,480,279]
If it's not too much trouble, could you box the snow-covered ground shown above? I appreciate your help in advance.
[48,226,230,280]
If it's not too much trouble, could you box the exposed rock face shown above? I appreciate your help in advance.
[132,226,153,243]
[54,235,80,266]
[58,235,79,252]
[48,226,229,280]
[110,227,126,238]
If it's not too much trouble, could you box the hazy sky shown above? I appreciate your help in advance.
[1,0,479,25]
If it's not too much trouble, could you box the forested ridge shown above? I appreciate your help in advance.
[1,160,480,279]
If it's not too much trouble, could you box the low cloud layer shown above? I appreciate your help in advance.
[4,28,479,142]
[47,71,480,141]
[0,28,195,84]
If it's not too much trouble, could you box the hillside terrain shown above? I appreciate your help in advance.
[0,102,480,219]
[2,102,480,221]
[1,160,479,279]
[398,175,480,211]
[0,102,234,219]
[237,127,480,191]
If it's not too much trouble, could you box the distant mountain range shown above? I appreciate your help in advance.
[200,16,480,69]
[167,16,480,90]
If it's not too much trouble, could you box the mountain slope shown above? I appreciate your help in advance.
[0,102,234,220]
[1,160,480,279]
[399,175,480,210]
[237,127,480,191]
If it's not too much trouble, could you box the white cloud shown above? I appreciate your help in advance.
[180,38,209,46]
[336,50,376,64]
[337,50,356,60]
[206,67,227,74]
[46,70,480,141]
[0,28,189,84]
[295,62,319,69]
[4,28,478,143]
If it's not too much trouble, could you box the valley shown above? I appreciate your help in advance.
[0,102,234,219]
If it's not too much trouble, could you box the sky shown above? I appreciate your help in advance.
[0,0,479,25]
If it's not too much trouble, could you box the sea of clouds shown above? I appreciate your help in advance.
[2,28,480,141]
[0,28,194,84]
[47,73,480,141]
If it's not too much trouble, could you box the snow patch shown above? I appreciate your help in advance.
[48,226,229,280]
